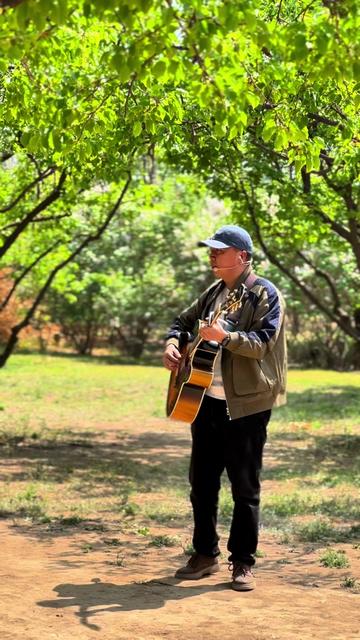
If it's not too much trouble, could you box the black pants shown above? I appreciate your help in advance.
[189,395,270,566]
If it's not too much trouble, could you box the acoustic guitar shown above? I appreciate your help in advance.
[166,286,246,423]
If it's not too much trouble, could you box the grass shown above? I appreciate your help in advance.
[145,503,190,523]
[149,534,181,548]
[320,549,349,568]
[0,354,359,555]
[294,519,359,543]
[261,492,359,523]
[0,483,51,522]
[340,576,359,591]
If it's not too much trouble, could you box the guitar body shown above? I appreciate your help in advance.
[166,331,219,423]
[166,286,245,423]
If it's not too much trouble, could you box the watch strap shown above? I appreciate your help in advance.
[221,333,231,347]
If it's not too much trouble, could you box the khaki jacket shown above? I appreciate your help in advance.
[165,267,287,420]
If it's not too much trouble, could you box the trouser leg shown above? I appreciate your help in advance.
[225,410,270,566]
[189,396,225,557]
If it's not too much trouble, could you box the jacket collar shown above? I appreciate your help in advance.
[232,265,254,291]
[203,266,255,317]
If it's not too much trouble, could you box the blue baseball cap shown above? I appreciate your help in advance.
[198,225,253,254]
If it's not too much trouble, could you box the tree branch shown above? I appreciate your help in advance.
[222,158,359,341]
[295,0,318,20]
[1,152,14,163]
[321,172,358,213]
[348,217,360,271]
[0,174,132,367]
[0,0,24,7]
[0,169,66,259]
[245,192,359,340]
[0,168,55,213]
[308,203,353,241]
[1,212,72,232]
[0,240,63,312]
[307,112,339,127]
[296,250,349,321]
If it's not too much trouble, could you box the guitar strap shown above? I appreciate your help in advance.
[244,271,258,290]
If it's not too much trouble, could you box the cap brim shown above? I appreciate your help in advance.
[198,239,231,249]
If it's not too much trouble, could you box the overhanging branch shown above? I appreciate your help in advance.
[222,154,359,341]
[0,174,132,367]
[0,169,66,259]
[0,240,63,312]
[0,168,55,214]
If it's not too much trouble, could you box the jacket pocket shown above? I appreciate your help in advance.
[232,357,272,396]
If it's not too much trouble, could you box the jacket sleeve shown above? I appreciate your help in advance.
[224,281,285,359]
[165,287,214,349]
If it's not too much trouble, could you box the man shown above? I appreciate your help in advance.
[163,225,287,591]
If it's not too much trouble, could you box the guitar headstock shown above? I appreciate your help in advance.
[224,287,245,314]
[213,285,246,322]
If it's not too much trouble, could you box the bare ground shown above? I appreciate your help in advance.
[1,519,359,640]
[1,418,359,640]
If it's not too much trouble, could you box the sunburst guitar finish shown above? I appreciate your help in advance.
[166,287,245,423]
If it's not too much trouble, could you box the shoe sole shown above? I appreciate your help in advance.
[175,564,220,580]
[231,581,255,591]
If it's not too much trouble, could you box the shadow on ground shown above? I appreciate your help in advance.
[37,576,230,630]
[274,386,360,423]
[0,429,190,489]
[1,385,359,542]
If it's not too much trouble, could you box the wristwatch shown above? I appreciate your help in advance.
[221,332,231,347]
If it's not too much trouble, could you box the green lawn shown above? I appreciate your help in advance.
[0,354,359,552]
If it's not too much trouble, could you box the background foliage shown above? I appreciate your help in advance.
[0,0,359,367]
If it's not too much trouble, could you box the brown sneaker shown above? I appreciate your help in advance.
[230,562,256,591]
[175,553,220,580]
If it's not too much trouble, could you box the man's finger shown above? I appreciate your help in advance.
[168,352,181,361]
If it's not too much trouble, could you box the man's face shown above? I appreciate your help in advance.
[209,247,247,273]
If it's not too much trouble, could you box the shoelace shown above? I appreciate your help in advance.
[228,562,253,577]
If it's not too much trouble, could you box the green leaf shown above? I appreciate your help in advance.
[152,60,167,80]
[311,154,320,171]
[133,121,143,137]
[48,129,62,151]
[289,125,308,143]
[83,2,91,18]
[294,157,304,176]
[246,92,260,108]
[20,131,31,147]
[274,129,288,151]
[305,155,312,173]
[262,115,276,142]
[111,54,131,82]
[145,118,156,134]
[27,135,39,153]
[237,111,248,127]
[214,122,226,137]
[33,10,47,31]
[228,125,238,140]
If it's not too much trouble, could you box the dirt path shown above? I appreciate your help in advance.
[1,517,359,640]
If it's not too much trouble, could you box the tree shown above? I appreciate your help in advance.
[44,172,227,357]
[163,105,359,360]
[0,1,359,364]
